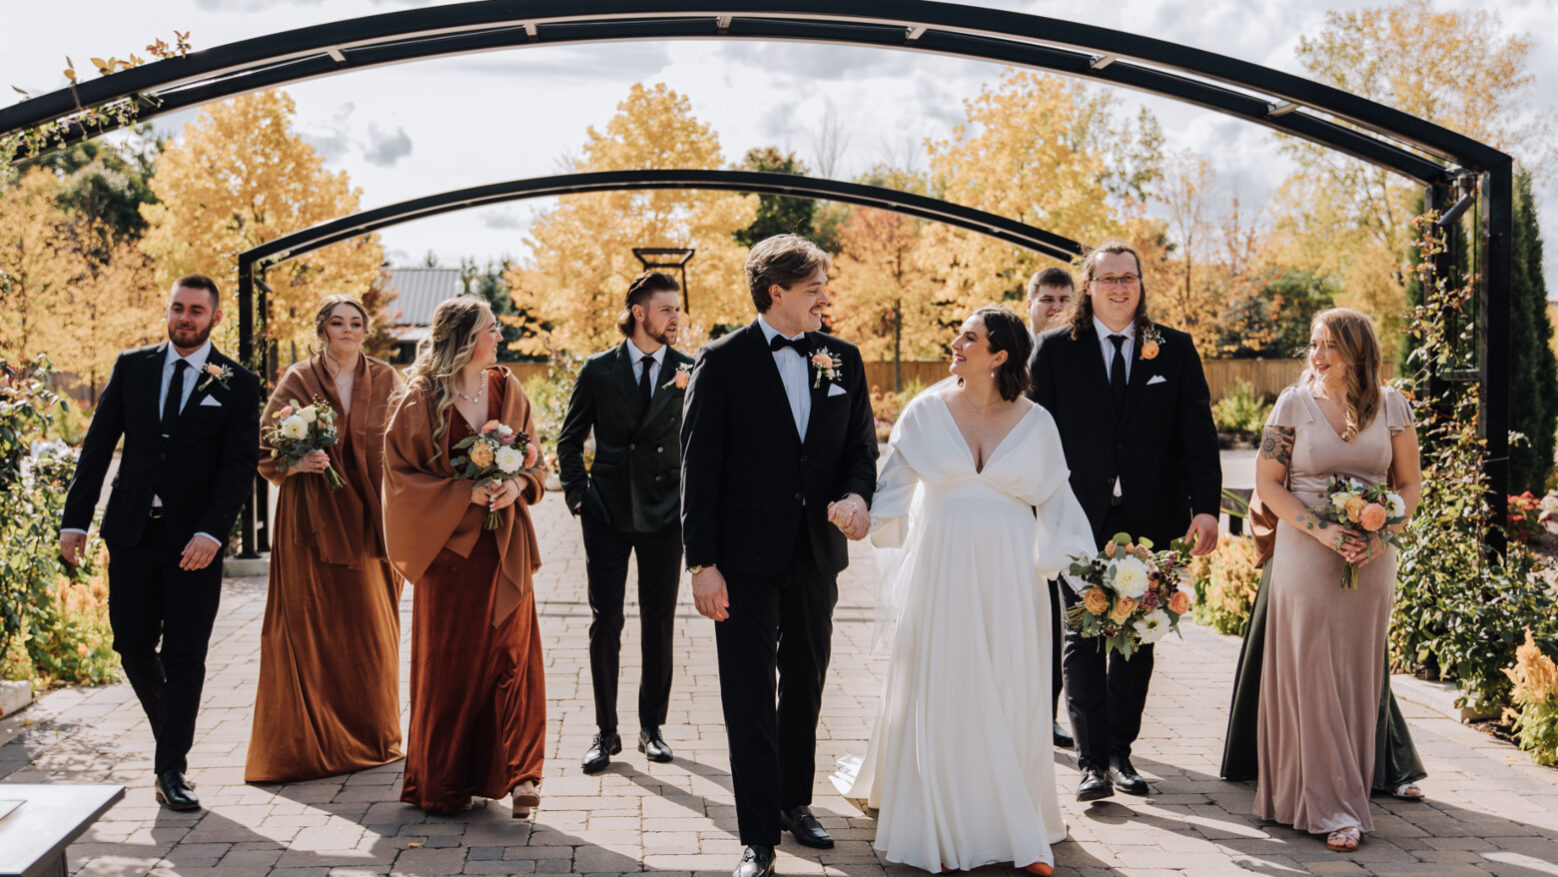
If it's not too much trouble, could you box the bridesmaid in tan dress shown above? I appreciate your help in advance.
[383,297,547,816]
[246,295,404,783]
[1251,308,1422,853]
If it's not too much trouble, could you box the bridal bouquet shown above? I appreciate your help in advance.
[1066,533,1193,660]
[263,398,343,489]
[1304,475,1407,589]
[451,419,539,529]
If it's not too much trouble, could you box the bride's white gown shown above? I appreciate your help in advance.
[843,390,1095,872]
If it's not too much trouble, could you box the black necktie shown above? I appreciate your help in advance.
[769,333,803,353]
[639,355,653,408]
[162,359,188,435]
[1108,334,1127,410]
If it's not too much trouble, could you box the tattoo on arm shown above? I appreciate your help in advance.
[1259,425,1295,467]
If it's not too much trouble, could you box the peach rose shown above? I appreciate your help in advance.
[1344,495,1366,523]
[523,442,539,469]
[1082,586,1111,617]
[810,352,831,369]
[277,405,293,418]
[1168,590,1192,615]
[1104,541,1117,558]
[1141,340,1160,360]
[1359,502,1388,532]
[674,369,690,389]
[480,419,502,434]
[1109,596,1138,625]
[469,442,495,468]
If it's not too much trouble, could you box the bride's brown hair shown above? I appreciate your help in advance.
[965,305,1032,402]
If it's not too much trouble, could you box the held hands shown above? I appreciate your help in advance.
[827,493,870,541]
[1183,513,1219,556]
[691,566,730,621]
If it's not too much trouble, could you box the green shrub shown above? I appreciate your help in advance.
[1212,380,1273,440]
[519,349,584,467]
[1189,534,1263,635]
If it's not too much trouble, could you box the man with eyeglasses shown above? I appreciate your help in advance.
[1027,240,1221,803]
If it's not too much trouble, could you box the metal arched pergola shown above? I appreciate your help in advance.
[0,0,1513,548]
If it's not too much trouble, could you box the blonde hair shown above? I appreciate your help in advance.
[404,296,492,450]
[1302,308,1383,442]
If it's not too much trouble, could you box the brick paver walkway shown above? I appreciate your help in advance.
[3,494,1556,876]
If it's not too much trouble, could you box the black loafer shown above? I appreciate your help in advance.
[1109,754,1149,796]
[154,770,201,811]
[1052,721,1074,749]
[638,726,673,763]
[781,804,834,849]
[581,730,621,774]
[733,844,776,877]
[1077,765,1114,802]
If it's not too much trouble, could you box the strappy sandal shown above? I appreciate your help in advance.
[1390,782,1424,800]
[1325,826,1361,852]
[511,781,540,819]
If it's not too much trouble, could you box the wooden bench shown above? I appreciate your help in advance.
[0,784,123,877]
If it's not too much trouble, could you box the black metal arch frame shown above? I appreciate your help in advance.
[0,0,1512,549]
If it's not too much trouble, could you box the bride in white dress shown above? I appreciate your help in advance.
[841,306,1095,875]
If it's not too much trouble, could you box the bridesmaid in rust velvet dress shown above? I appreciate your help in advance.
[383,297,547,816]
[1251,308,1422,854]
[246,295,403,784]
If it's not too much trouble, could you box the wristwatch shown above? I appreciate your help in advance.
[687,564,708,575]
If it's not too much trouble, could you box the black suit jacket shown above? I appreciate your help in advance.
[1027,323,1220,549]
[680,321,878,577]
[557,341,695,533]
[62,342,262,550]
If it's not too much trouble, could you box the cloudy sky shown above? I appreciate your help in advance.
[4,0,1554,283]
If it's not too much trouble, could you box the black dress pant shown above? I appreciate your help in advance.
[1060,507,1155,769]
[580,512,682,733]
[1048,578,1065,718]
[105,516,224,775]
[715,528,837,847]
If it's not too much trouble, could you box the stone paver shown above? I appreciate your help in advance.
[3,492,1557,876]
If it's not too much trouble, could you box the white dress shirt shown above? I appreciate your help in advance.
[757,315,811,438]
[625,337,665,395]
[1093,315,1135,383]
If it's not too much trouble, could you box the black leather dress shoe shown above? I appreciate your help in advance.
[154,770,201,811]
[1052,721,1074,749]
[581,730,621,774]
[1076,765,1114,802]
[638,727,673,763]
[733,844,776,877]
[1109,754,1149,796]
[781,805,834,849]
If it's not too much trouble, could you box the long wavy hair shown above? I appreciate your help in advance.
[1301,307,1382,442]
[1068,239,1152,340]
[404,296,491,451]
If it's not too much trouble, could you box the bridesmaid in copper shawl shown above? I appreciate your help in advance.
[246,295,405,783]
[383,296,547,816]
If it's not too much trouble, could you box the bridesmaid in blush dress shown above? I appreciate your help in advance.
[1251,308,1422,854]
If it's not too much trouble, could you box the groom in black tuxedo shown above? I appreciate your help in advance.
[681,234,877,877]
[1028,241,1220,802]
[558,271,694,773]
[60,274,260,811]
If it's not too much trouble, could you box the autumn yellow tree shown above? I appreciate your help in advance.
[140,90,384,357]
[1274,0,1553,329]
[827,201,948,384]
[0,170,72,363]
[506,83,755,355]
[922,69,1166,317]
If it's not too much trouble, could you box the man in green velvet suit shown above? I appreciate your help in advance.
[557,271,694,773]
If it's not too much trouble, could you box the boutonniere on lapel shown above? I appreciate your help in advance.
[197,362,233,392]
[809,347,843,389]
[662,362,692,391]
[1139,324,1164,360]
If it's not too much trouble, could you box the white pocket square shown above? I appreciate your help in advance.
[199,396,223,407]
[826,383,848,397]
[1146,374,1167,386]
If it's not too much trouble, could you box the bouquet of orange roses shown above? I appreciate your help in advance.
[451,419,539,529]
[1065,533,1193,660]
[1304,475,1406,588]
[262,397,344,489]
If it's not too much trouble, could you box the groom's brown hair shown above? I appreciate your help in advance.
[1069,240,1152,340]
[745,234,830,313]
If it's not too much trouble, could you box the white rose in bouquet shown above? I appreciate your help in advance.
[495,446,524,474]
[1110,556,1151,600]
[280,416,308,440]
[297,405,318,424]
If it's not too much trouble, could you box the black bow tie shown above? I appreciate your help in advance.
[769,333,804,353]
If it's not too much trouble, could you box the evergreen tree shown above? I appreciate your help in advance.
[460,257,534,361]
[733,147,816,248]
[1508,168,1557,493]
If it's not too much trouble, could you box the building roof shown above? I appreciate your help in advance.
[384,267,463,327]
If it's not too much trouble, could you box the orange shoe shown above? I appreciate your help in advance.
[1023,862,1053,876]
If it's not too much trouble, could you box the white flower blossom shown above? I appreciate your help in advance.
[1134,609,1171,644]
[280,416,308,440]
[1386,493,1406,517]
[495,446,524,474]
[1110,556,1151,600]
[297,406,318,424]
[1330,491,1352,513]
